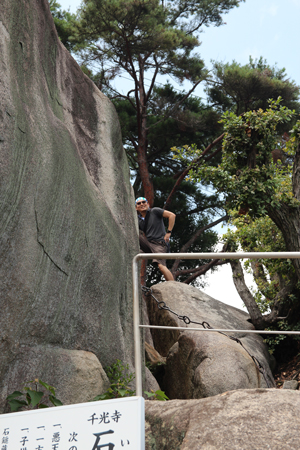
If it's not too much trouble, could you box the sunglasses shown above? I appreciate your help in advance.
[136,200,147,205]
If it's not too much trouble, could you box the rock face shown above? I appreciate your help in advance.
[145,389,300,449]
[0,0,138,411]
[1,347,110,410]
[145,282,275,399]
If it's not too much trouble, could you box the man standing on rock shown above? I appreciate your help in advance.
[136,197,176,281]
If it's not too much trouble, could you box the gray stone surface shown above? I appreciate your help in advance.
[145,389,300,449]
[1,346,110,411]
[145,282,275,399]
[0,0,139,411]
[283,380,299,390]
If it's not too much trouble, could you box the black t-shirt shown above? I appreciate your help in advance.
[138,207,166,241]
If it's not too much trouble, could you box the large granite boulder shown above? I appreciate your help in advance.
[0,0,139,411]
[145,389,300,449]
[1,347,110,411]
[145,282,275,399]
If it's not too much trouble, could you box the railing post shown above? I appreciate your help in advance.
[132,256,143,396]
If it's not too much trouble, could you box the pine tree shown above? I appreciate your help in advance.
[73,0,243,205]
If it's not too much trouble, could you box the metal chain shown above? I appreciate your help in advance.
[142,286,272,388]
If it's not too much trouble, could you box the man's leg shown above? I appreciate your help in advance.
[158,263,174,281]
[150,240,174,281]
[141,238,174,281]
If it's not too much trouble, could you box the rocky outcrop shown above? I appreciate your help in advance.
[145,282,275,399]
[1,347,110,410]
[145,389,300,449]
[0,0,139,411]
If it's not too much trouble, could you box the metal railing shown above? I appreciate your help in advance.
[132,252,300,396]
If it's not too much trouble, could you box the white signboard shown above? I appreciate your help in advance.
[0,396,145,450]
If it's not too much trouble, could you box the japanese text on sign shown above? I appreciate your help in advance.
[0,397,144,450]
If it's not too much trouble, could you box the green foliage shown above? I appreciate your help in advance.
[115,84,223,286]
[117,83,222,182]
[144,390,169,401]
[70,0,241,179]
[173,93,300,317]
[206,57,300,115]
[263,331,287,355]
[264,321,300,354]
[6,379,63,412]
[74,0,242,76]
[62,0,246,285]
[69,0,214,131]
[92,360,136,401]
[223,212,296,313]
[75,0,197,71]
[48,0,80,52]
[182,98,299,218]
[145,360,166,373]
[287,119,300,153]
[91,360,169,401]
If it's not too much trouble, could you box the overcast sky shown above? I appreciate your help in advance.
[57,0,300,310]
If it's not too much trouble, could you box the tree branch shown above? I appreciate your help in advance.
[147,79,203,131]
[250,260,269,292]
[174,259,227,278]
[171,214,228,273]
[182,259,219,284]
[145,55,159,103]
[109,89,137,109]
[178,203,222,217]
[164,134,224,210]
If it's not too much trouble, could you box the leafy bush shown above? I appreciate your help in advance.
[6,379,63,412]
[92,360,136,401]
[264,321,300,354]
[91,359,169,401]
[144,390,169,401]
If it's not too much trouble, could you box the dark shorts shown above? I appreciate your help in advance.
[139,234,168,266]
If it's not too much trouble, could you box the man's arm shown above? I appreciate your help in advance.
[163,210,176,243]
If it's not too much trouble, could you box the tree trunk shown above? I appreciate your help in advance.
[136,70,154,206]
[171,215,228,274]
[230,260,297,328]
[267,203,300,280]
[230,260,266,329]
[140,260,147,286]
[164,134,224,210]
[137,134,154,206]
[267,143,300,279]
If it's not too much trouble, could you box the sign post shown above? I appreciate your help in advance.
[0,396,145,450]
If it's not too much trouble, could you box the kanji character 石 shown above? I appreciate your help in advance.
[91,430,115,450]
